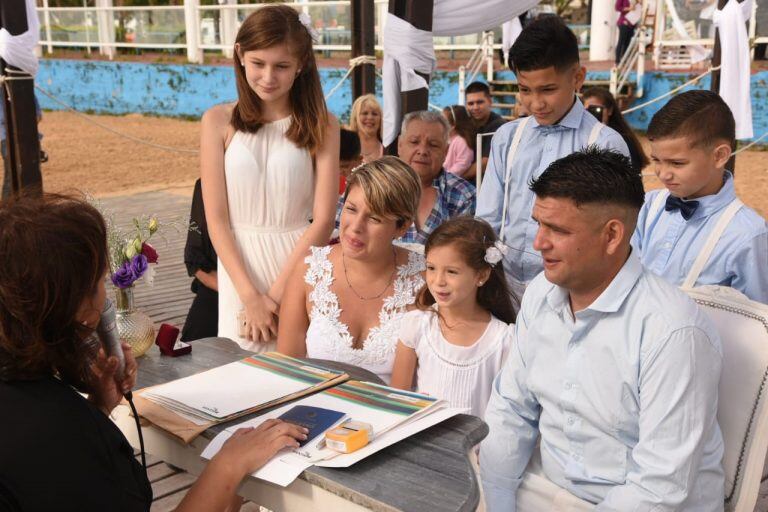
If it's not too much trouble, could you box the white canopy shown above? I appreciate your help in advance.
[382,0,540,146]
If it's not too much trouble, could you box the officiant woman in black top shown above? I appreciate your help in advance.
[0,193,306,512]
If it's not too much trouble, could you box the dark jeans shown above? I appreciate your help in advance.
[616,24,635,65]
[180,282,219,342]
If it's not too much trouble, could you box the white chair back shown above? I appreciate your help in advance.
[685,285,768,512]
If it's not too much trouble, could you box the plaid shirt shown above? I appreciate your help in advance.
[335,169,476,245]
[403,170,476,244]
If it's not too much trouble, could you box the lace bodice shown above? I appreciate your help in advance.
[303,245,425,383]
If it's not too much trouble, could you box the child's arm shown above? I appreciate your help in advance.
[390,341,417,390]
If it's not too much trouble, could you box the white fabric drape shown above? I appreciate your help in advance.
[502,18,524,69]
[0,0,40,76]
[714,0,754,140]
[382,0,539,146]
[432,0,538,36]
[382,15,436,147]
[664,0,708,63]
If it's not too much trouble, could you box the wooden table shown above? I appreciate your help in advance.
[115,337,488,512]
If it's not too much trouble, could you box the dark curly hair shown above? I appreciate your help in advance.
[417,217,516,324]
[0,192,109,393]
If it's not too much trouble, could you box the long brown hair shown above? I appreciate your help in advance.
[417,217,516,324]
[582,87,649,169]
[0,193,108,393]
[443,105,476,151]
[231,5,328,153]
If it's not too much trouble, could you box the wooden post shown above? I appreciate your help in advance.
[351,0,376,99]
[385,0,434,155]
[711,0,737,173]
[0,0,42,199]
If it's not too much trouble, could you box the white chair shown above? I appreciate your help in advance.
[686,286,768,512]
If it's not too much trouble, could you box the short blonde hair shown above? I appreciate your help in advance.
[349,94,382,141]
[343,156,420,228]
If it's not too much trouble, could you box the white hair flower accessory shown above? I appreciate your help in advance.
[484,240,508,267]
[298,12,321,44]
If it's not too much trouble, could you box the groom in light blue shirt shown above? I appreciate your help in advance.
[480,148,724,511]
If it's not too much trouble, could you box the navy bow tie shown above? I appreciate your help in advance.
[665,195,700,220]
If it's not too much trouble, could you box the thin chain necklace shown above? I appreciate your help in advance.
[342,247,397,301]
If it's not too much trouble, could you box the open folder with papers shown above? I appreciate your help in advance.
[133,352,349,442]
[200,380,464,486]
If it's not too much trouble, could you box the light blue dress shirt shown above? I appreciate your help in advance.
[480,254,725,511]
[632,172,768,304]
[476,99,629,284]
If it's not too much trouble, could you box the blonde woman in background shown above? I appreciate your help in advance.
[349,94,384,162]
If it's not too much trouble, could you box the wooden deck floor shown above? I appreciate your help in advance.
[109,190,768,511]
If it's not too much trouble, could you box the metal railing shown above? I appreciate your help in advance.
[35,0,502,63]
[457,31,496,105]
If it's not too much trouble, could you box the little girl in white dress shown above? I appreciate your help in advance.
[391,217,516,418]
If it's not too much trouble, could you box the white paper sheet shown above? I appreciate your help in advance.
[142,360,314,420]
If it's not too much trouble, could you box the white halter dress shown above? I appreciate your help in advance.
[217,117,313,351]
[303,245,425,384]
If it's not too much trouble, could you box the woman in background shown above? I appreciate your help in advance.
[582,86,648,172]
[349,94,384,163]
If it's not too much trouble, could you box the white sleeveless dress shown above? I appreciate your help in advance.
[303,245,425,384]
[218,117,313,351]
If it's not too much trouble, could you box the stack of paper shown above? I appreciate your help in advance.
[140,352,348,425]
[201,380,465,486]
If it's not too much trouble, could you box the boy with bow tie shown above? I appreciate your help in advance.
[632,90,768,303]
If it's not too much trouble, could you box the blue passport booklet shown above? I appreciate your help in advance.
[278,405,346,447]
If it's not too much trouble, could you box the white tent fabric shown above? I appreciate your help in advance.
[714,0,754,140]
[502,18,524,69]
[0,0,40,76]
[432,0,538,36]
[382,0,539,146]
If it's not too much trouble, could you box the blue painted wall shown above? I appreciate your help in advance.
[35,59,767,143]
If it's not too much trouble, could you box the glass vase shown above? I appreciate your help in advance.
[114,286,155,357]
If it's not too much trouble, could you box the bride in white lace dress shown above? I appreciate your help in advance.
[277,158,425,383]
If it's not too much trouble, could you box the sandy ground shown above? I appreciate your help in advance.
[26,111,768,219]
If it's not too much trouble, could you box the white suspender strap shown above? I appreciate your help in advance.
[645,189,669,233]
[587,122,603,146]
[500,116,531,243]
[682,198,744,289]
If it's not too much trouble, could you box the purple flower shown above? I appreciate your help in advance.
[130,254,148,280]
[111,261,137,289]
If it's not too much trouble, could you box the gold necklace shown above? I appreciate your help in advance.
[342,248,397,301]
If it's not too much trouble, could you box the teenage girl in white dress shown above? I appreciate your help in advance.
[391,217,516,418]
[201,5,339,351]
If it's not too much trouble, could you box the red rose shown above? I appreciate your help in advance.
[141,242,158,263]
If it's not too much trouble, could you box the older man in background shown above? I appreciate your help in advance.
[397,110,476,244]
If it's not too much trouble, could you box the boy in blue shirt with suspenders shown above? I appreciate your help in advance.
[476,16,629,303]
[633,90,768,304]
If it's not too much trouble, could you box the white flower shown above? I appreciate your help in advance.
[484,241,509,267]
[142,264,156,287]
[297,12,321,44]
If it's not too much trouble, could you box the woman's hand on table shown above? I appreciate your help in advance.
[88,341,138,415]
[243,294,279,343]
[217,419,308,476]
